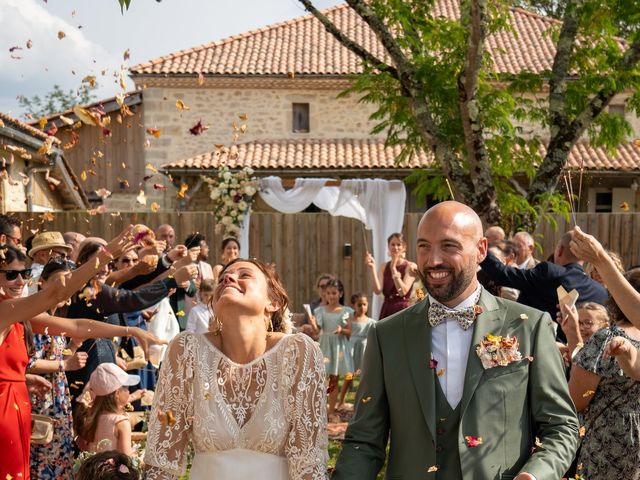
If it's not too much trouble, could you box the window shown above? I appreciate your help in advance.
[609,104,625,117]
[594,191,613,212]
[292,103,310,133]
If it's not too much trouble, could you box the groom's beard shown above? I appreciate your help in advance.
[419,259,476,303]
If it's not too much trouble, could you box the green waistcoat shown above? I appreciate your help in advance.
[434,379,463,480]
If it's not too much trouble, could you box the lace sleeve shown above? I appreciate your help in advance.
[143,333,196,480]
[284,334,329,480]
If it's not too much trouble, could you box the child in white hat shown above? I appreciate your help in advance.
[74,363,144,456]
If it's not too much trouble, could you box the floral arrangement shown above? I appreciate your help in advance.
[203,166,258,237]
[475,333,522,369]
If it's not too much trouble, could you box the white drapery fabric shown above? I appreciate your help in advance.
[247,176,406,319]
[259,177,332,213]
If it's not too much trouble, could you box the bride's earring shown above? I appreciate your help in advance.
[212,314,223,335]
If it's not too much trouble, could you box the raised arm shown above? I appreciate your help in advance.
[30,313,166,358]
[570,226,640,328]
[480,251,545,291]
[365,253,383,295]
[0,226,134,331]
[390,261,416,297]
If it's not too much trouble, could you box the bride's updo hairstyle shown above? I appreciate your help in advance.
[217,258,290,333]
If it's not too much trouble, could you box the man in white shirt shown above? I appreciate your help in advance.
[334,201,578,480]
[513,231,540,270]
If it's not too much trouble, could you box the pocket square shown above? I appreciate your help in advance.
[476,334,523,369]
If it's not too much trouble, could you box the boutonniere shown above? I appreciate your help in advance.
[476,333,522,369]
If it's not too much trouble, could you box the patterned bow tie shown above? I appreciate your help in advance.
[428,303,477,331]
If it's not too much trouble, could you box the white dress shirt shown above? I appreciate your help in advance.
[429,284,482,409]
[517,257,533,269]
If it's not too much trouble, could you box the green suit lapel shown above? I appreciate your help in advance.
[459,289,506,416]
[404,299,436,441]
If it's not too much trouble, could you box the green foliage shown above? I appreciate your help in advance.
[18,83,97,119]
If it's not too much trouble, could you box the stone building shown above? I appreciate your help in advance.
[0,112,88,213]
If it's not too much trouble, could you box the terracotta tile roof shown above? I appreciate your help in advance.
[162,138,430,170]
[162,138,640,172]
[0,112,59,143]
[565,142,640,171]
[131,2,562,77]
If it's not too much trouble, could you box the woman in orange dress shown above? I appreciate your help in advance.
[0,229,165,480]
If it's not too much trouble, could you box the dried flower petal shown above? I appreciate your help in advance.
[189,119,208,136]
[136,190,147,205]
[579,426,586,437]
[465,435,483,447]
[150,202,160,213]
[361,396,372,403]
[620,202,630,211]
[429,358,438,369]
[146,128,161,138]
[176,99,189,110]
[57,31,66,39]
[427,465,438,473]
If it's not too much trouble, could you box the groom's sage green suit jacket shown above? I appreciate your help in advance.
[333,289,579,480]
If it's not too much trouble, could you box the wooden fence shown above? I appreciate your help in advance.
[11,211,640,311]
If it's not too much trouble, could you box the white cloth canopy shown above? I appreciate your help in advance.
[241,176,406,319]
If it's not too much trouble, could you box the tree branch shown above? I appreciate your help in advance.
[297,0,399,79]
[344,0,413,73]
[547,0,580,138]
[457,0,497,217]
[529,33,640,202]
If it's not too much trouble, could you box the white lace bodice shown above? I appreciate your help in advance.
[144,332,328,480]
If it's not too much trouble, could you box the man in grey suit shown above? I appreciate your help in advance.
[333,201,579,480]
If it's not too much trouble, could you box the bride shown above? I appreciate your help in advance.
[144,259,328,479]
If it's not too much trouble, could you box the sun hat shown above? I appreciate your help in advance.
[28,231,72,258]
[79,363,140,407]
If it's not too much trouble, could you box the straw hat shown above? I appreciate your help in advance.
[28,231,72,258]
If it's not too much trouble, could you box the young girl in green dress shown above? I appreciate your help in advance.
[309,279,353,420]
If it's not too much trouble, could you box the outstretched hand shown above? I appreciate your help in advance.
[105,225,136,259]
[603,336,634,361]
[569,226,606,265]
[131,327,168,359]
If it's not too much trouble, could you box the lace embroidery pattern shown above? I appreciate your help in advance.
[143,332,328,480]
[217,360,267,428]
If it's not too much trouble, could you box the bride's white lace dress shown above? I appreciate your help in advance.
[144,332,328,480]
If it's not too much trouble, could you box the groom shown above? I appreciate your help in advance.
[333,201,579,480]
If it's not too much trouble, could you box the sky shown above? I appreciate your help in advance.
[0,0,342,120]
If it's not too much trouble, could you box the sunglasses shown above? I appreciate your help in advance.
[0,268,33,280]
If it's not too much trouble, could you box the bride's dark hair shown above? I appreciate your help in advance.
[217,258,290,333]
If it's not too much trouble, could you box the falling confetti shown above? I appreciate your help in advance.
[26,39,33,49]
[136,189,147,205]
[582,390,595,398]
[150,202,160,213]
[197,72,205,86]
[620,202,630,211]
[189,119,208,136]
[177,184,189,198]
[436,368,445,377]
[57,31,66,39]
[579,426,586,437]
[427,466,438,473]
[429,358,438,369]
[153,183,167,191]
[176,99,189,110]
[520,313,528,320]
[146,128,161,138]
[361,396,372,403]
[123,48,130,61]
[465,436,483,447]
